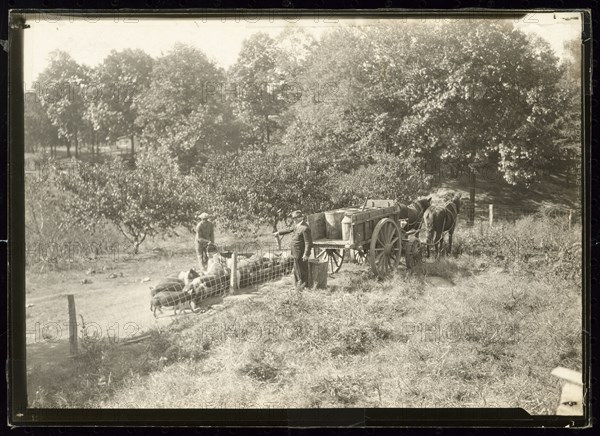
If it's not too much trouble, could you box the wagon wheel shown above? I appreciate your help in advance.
[405,239,423,271]
[353,247,368,265]
[316,248,345,274]
[369,218,402,279]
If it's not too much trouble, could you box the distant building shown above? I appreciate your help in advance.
[115,135,138,154]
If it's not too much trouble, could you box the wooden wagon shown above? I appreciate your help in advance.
[305,199,423,279]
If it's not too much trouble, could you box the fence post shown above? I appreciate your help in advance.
[230,252,238,294]
[568,209,572,230]
[489,204,494,227]
[67,294,78,357]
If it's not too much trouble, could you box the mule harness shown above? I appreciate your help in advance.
[405,201,425,229]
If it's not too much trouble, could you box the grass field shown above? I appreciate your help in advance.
[26,217,582,412]
[23,158,583,412]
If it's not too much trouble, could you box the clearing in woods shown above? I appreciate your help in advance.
[25,250,581,411]
[24,178,581,410]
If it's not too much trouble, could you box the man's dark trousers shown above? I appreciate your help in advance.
[293,257,309,287]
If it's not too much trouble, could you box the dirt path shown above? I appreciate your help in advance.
[24,256,447,377]
[24,253,292,367]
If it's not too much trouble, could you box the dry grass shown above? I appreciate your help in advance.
[84,261,580,412]
[27,217,582,413]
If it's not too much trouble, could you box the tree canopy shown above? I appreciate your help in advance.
[26,21,581,249]
[135,43,240,173]
[85,49,154,146]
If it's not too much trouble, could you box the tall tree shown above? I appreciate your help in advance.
[552,38,581,184]
[36,51,89,158]
[24,90,61,155]
[136,43,239,172]
[85,49,154,155]
[389,21,566,220]
[228,33,289,146]
[284,20,568,221]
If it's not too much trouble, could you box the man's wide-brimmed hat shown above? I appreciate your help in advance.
[291,210,304,219]
[199,212,209,219]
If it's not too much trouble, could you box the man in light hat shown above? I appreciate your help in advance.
[273,210,313,287]
[195,212,215,271]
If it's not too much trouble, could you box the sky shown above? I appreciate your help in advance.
[22,12,582,90]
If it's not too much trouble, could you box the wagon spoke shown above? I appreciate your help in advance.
[382,257,388,271]
[384,223,393,243]
[380,224,388,243]
[324,249,344,273]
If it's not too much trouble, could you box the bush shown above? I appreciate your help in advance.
[453,215,581,281]
[26,161,127,271]
[331,152,433,205]
[56,149,200,254]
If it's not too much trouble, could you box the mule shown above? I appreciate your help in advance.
[423,194,462,258]
[398,197,432,237]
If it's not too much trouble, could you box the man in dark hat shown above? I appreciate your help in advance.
[195,212,215,271]
[273,210,313,287]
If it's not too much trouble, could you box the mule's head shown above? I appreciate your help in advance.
[416,196,432,213]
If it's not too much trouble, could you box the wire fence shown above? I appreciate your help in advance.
[150,251,295,318]
[457,201,579,228]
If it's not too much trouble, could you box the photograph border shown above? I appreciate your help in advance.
[6,5,593,428]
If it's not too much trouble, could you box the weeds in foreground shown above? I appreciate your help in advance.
[28,326,173,408]
[29,216,581,410]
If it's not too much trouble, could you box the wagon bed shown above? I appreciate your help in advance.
[305,199,423,278]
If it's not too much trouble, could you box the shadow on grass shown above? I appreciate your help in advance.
[422,257,474,282]
[27,318,207,408]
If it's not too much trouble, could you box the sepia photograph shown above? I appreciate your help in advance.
[12,9,587,421]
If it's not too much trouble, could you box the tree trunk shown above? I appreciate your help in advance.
[74,126,79,158]
[130,134,135,156]
[91,130,96,157]
[132,233,146,254]
[469,167,476,225]
[264,114,270,144]
[272,218,279,233]
[66,141,71,158]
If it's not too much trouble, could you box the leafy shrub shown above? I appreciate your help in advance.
[26,160,127,271]
[56,149,200,254]
[454,215,581,282]
[331,152,433,206]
